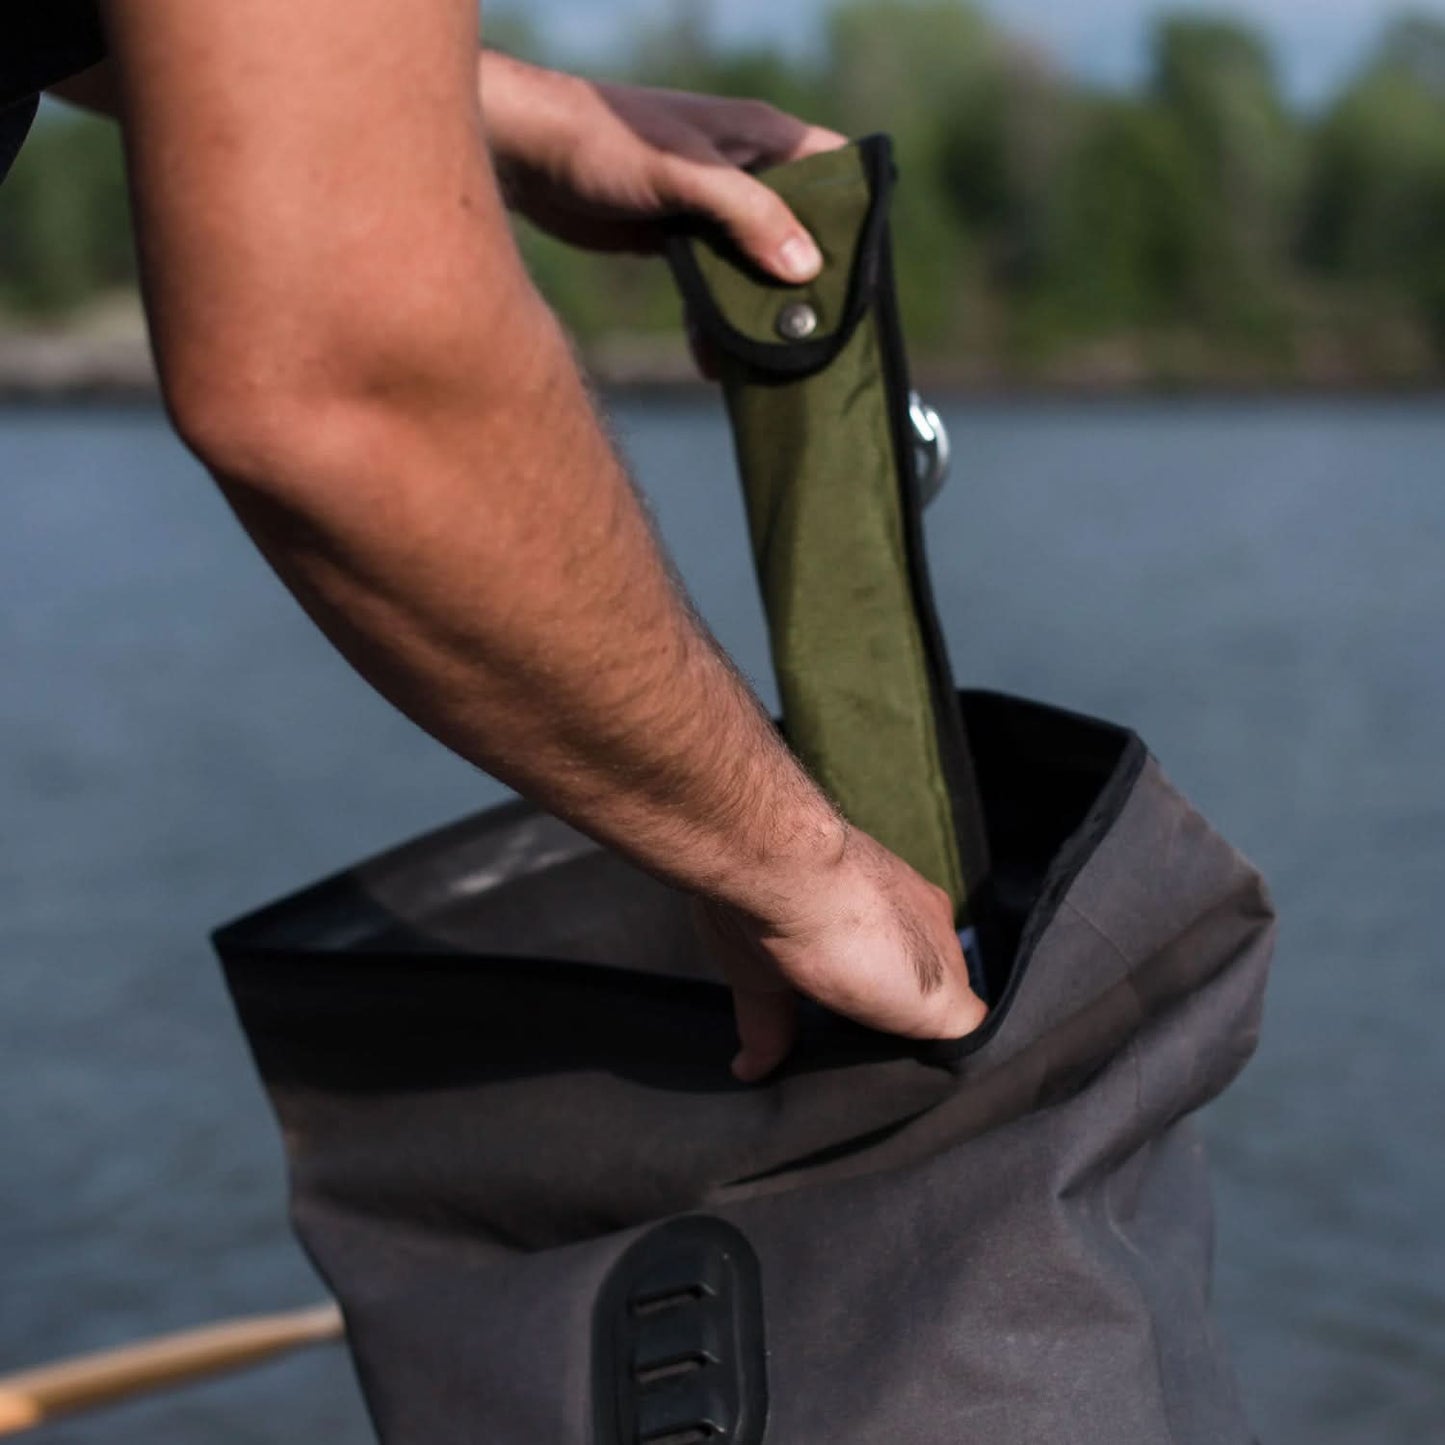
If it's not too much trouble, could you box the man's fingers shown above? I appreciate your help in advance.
[693,896,799,1080]
[786,904,987,1044]
[667,158,823,284]
[708,99,847,167]
[804,958,986,1044]
[898,897,989,1039]
[730,985,799,1083]
[929,981,989,1040]
[910,920,989,1039]
[784,123,850,162]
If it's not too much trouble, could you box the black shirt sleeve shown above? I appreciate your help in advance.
[0,0,106,184]
[0,0,107,109]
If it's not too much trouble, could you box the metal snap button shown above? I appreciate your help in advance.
[775,302,819,341]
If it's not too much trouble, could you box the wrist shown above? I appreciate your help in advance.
[708,783,852,927]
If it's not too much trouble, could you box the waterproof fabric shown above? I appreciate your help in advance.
[217,692,1274,1445]
[216,130,1276,1445]
[668,138,987,919]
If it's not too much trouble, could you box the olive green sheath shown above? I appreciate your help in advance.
[667,135,988,920]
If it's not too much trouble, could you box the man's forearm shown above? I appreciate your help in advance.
[100,0,847,916]
[221,309,847,913]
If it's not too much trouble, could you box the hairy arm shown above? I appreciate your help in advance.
[98,0,983,1073]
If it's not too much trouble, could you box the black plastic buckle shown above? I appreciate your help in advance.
[593,1217,768,1445]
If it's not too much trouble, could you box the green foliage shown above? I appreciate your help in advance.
[5,3,1445,380]
[1153,17,1301,284]
[1036,98,1212,334]
[1303,16,1445,347]
[820,0,996,142]
[0,109,133,317]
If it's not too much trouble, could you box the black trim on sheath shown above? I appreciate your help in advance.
[871,222,997,966]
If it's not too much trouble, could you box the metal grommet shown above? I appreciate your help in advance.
[909,391,952,507]
[775,302,818,342]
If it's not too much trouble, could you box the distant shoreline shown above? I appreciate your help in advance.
[3,323,1444,405]
[8,380,1445,407]
[8,375,1445,407]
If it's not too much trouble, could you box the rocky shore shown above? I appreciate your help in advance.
[0,300,158,402]
[4,301,1444,403]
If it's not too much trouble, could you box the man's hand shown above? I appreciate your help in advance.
[47,48,846,290]
[482,52,845,285]
[699,829,986,1082]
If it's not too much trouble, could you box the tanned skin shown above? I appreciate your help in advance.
[77,0,985,1079]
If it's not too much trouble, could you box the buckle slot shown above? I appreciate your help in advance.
[592,1218,768,1445]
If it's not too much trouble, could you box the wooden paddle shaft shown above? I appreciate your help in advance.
[0,1303,343,1435]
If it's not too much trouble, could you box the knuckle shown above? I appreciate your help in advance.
[926,995,984,1042]
[656,153,707,206]
[901,997,966,1042]
[752,186,797,232]
[716,179,792,244]
[743,97,784,128]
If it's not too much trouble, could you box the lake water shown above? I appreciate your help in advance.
[1,398,1442,1443]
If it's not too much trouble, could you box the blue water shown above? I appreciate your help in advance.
[1,398,1442,1442]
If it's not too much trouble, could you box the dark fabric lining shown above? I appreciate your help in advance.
[218,692,1140,1082]
[939,692,1147,1060]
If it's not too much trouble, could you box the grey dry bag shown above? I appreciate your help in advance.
[215,136,1274,1445]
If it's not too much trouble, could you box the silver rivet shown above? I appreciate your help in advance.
[776,302,818,341]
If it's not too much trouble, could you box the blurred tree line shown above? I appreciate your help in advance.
[5,1,1445,385]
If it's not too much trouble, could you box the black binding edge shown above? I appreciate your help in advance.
[664,134,896,380]
[869,224,998,960]
[930,724,1150,1064]
[216,698,1151,1075]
